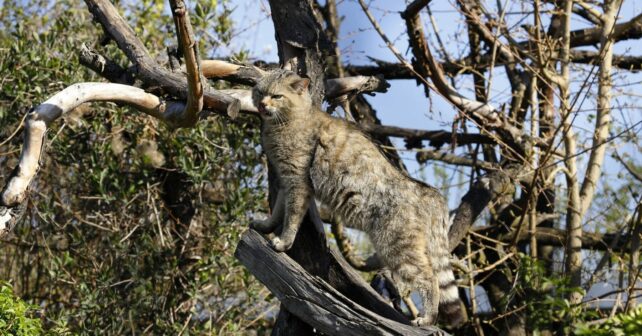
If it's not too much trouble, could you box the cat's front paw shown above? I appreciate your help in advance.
[250,219,275,233]
[411,316,435,327]
[269,237,292,252]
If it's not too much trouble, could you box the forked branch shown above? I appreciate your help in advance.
[169,0,204,126]
[84,0,240,118]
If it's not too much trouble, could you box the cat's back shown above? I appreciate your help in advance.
[313,115,403,185]
[310,116,413,224]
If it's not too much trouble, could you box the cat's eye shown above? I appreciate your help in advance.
[272,94,284,100]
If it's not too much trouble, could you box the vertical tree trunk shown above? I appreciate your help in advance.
[265,2,330,333]
[558,0,583,308]
[566,0,622,306]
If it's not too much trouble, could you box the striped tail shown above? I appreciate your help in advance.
[436,209,465,327]
[437,263,465,327]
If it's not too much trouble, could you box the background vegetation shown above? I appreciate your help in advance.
[0,1,275,334]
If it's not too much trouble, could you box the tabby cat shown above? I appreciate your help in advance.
[250,70,463,326]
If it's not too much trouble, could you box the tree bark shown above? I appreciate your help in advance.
[235,230,448,336]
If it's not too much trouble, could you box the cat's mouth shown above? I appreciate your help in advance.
[257,104,276,117]
[258,105,272,117]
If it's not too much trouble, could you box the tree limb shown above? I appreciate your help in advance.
[84,0,240,118]
[235,230,448,336]
[449,165,519,250]
[401,0,433,96]
[416,150,500,171]
[474,226,632,253]
[0,83,186,218]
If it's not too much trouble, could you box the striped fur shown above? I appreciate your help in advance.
[251,70,463,326]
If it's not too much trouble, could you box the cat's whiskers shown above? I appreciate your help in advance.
[274,110,286,127]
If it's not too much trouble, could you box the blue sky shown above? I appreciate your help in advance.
[224,1,642,216]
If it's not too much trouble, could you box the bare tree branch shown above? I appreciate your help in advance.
[416,150,500,171]
[473,225,632,253]
[79,44,134,85]
[0,83,186,214]
[449,165,519,250]
[84,0,240,118]
[359,123,493,148]
[401,0,433,96]
[169,0,204,126]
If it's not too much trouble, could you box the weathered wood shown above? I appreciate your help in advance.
[235,230,448,336]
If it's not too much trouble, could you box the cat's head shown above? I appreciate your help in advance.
[252,70,311,123]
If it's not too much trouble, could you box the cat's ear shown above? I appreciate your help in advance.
[290,77,310,94]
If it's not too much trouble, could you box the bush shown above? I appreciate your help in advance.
[0,282,43,336]
[575,307,642,336]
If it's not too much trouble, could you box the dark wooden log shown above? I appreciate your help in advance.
[235,230,449,336]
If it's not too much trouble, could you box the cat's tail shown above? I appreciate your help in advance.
[436,208,466,327]
[436,259,465,327]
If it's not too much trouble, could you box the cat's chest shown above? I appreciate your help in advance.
[261,125,317,173]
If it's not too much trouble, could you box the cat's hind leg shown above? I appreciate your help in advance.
[412,267,440,326]
[389,255,439,326]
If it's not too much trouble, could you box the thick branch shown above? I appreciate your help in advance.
[449,165,519,250]
[0,83,185,213]
[325,75,390,98]
[344,50,642,80]
[570,12,642,47]
[579,1,622,216]
[199,60,266,85]
[416,150,500,171]
[559,0,583,306]
[79,44,134,85]
[401,0,433,96]
[360,121,493,148]
[571,50,642,71]
[477,226,631,253]
[235,230,447,336]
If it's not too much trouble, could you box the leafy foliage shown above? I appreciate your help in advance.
[515,254,585,334]
[575,307,642,336]
[0,282,43,336]
[0,0,274,334]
